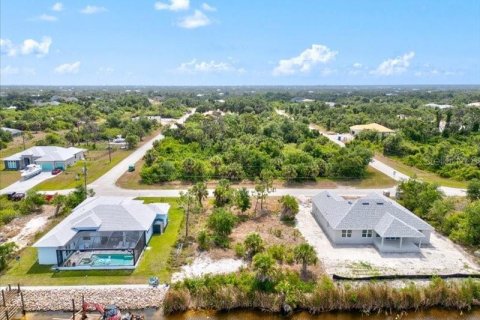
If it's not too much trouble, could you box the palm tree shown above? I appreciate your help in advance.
[244,233,264,259]
[252,253,275,283]
[294,243,318,278]
[191,182,208,207]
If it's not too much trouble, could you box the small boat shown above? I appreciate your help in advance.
[21,164,42,180]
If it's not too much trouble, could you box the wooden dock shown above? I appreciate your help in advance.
[0,284,25,320]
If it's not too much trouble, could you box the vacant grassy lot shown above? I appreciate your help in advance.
[0,161,20,189]
[0,197,183,286]
[375,153,468,188]
[118,161,395,190]
[34,148,131,191]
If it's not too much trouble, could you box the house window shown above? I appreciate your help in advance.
[362,230,373,238]
[7,161,17,169]
[385,237,400,240]
[341,230,352,238]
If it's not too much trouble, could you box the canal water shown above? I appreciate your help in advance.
[22,308,480,319]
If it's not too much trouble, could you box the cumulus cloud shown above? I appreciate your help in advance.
[37,14,58,21]
[1,37,52,57]
[54,61,80,74]
[273,44,338,75]
[352,62,363,68]
[177,59,244,73]
[371,51,415,76]
[178,10,211,29]
[52,2,63,12]
[155,0,189,11]
[20,37,52,56]
[80,5,107,14]
[202,3,216,11]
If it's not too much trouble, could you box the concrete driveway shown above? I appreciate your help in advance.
[0,172,57,195]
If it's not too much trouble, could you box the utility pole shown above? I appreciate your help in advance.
[108,143,112,163]
[83,161,87,196]
[185,195,191,240]
[22,133,26,150]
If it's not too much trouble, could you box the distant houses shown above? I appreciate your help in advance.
[311,191,433,253]
[424,103,454,109]
[3,146,85,171]
[1,127,22,137]
[349,123,394,137]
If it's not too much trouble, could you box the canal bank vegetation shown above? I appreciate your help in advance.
[164,273,480,314]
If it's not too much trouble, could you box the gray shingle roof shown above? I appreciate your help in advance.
[34,196,170,248]
[312,191,432,238]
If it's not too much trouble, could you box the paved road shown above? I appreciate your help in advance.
[0,172,57,195]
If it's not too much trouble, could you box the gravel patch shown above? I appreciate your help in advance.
[171,252,246,283]
[295,196,480,277]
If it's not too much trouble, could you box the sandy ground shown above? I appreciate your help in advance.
[1,205,55,249]
[295,196,480,277]
[171,252,246,283]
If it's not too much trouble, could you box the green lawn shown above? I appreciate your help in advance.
[34,149,131,191]
[0,161,20,189]
[0,197,184,286]
[375,153,468,188]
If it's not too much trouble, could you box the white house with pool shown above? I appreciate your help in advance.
[33,196,170,270]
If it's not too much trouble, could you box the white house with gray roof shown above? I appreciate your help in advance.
[311,191,433,253]
[34,196,170,269]
[3,146,85,171]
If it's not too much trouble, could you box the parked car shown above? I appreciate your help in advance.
[7,192,25,201]
[51,168,62,175]
[128,164,135,172]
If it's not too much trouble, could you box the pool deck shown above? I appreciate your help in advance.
[61,250,134,269]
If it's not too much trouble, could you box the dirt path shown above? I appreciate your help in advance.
[1,205,56,249]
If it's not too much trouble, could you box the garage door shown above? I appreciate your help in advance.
[40,162,54,171]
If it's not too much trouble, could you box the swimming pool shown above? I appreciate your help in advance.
[79,254,134,266]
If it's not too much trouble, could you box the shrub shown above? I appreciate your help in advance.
[244,233,264,259]
[207,208,238,248]
[234,243,246,258]
[279,195,299,221]
[197,230,212,251]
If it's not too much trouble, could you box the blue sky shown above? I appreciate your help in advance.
[1,0,479,85]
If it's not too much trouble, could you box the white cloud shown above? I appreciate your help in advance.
[37,14,58,21]
[0,39,16,56]
[155,0,189,11]
[178,10,211,29]
[0,65,19,76]
[20,37,52,56]
[202,3,216,11]
[371,51,415,76]
[1,37,52,57]
[177,59,244,73]
[54,61,81,74]
[273,44,338,75]
[52,2,63,12]
[352,62,363,68]
[80,5,107,14]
